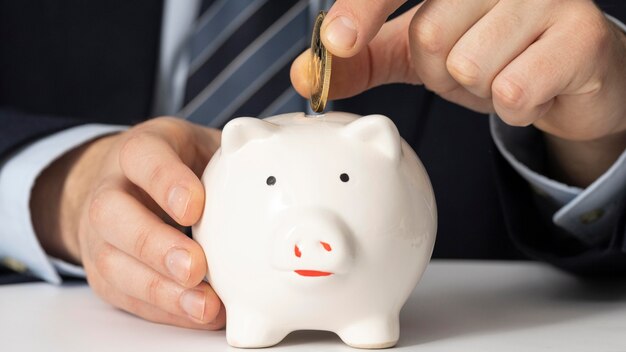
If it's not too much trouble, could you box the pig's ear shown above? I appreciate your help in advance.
[221,117,278,154]
[342,115,402,160]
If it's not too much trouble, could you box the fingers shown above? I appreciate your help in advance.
[81,118,225,329]
[491,8,609,134]
[446,0,551,98]
[292,5,421,100]
[82,118,225,330]
[88,186,208,287]
[409,0,497,95]
[322,0,407,57]
[491,34,561,128]
[89,240,222,325]
[119,118,206,226]
[85,258,225,330]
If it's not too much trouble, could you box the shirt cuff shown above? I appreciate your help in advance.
[0,124,127,284]
[490,12,626,246]
[490,116,626,246]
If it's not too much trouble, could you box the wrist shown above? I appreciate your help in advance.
[30,133,118,264]
[544,129,626,188]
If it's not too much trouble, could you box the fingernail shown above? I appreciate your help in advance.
[325,16,357,51]
[168,185,190,220]
[166,247,191,283]
[180,289,206,321]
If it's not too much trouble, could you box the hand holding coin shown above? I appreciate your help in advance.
[291,0,626,141]
[290,0,626,187]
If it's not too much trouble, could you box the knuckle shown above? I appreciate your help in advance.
[145,275,163,305]
[119,131,149,167]
[121,118,189,170]
[94,245,115,279]
[151,117,188,146]
[87,197,104,226]
[492,76,527,112]
[88,187,116,226]
[121,132,172,188]
[446,53,483,88]
[566,3,610,49]
[147,161,170,189]
[132,224,152,261]
[410,15,446,56]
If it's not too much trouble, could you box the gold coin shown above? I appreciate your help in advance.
[309,11,332,113]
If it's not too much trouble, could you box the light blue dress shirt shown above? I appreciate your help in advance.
[0,3,625,283]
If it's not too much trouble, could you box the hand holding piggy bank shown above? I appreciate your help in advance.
[193,112,436,348]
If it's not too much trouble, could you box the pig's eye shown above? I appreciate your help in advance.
[266,176,276,186]
[340,173,350,183]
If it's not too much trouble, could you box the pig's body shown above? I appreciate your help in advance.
[193,112,436,348]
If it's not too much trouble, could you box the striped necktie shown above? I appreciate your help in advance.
[180,0,319,127]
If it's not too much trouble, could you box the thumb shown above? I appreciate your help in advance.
[321,0,407,58]
[292,5,421,100]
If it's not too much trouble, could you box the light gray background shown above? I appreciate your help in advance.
[2,260,625,352]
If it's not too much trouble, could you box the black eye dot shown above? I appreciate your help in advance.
[266,176,276,186]
[340,173,350,182]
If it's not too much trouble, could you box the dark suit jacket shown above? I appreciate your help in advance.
[1,0,625,278]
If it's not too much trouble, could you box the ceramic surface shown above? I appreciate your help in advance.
[193,112,437,348]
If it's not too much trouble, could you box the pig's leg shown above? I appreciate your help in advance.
[226,306,288,348]
[337,314,399,349]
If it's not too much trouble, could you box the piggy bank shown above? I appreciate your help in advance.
[193,112,436,348]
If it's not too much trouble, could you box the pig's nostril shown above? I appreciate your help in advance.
[294,244,302,258]
[320,241,332,252]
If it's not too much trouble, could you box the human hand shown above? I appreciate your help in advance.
[293,0,626,140]
[291,0,626,184]
[31,117,225,329]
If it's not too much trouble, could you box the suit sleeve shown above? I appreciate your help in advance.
[491,2,626,277]
[0,109,87,159]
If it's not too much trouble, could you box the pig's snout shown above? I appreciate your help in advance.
[270,209,354,277]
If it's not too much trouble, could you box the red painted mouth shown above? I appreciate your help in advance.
[294,270,333,277]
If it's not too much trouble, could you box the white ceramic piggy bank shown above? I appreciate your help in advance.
[193,112,436,348]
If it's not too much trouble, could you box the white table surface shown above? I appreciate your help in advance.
[1,260,625,352]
